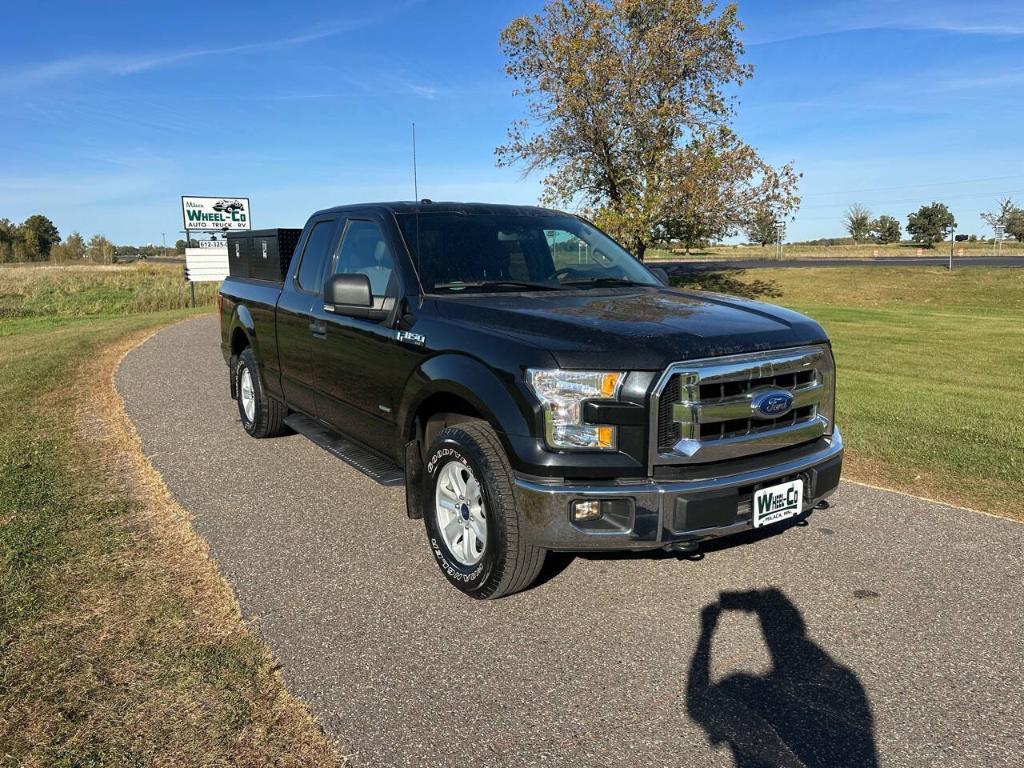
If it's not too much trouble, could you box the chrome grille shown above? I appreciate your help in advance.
[651,346,835,465]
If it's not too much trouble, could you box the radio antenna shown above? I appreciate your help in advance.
[412,122,419,201]
[412,122,421,272]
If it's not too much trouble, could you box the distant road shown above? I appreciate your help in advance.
[655,255,1024,272]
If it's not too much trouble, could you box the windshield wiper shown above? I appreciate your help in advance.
[433,280,565,292]
[560,276,647,288]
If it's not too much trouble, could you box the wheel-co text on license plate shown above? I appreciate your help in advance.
[753,478,804,528]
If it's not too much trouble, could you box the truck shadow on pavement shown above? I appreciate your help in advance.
[686,587,879,768]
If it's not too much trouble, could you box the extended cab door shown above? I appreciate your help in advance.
[310,215,417,455]
[276,216,339,418]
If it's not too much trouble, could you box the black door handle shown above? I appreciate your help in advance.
[309,320,327,339]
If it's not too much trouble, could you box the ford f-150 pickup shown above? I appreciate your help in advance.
[219,202,842,598]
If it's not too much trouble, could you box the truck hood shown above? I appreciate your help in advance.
[432,287,828,369]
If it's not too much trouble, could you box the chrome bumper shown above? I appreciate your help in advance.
[513,427,843,551]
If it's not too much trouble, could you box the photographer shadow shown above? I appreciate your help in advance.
[687,588,878,768]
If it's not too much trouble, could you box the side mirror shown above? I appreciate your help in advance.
[649,267,670,285]
[324,273,372,308]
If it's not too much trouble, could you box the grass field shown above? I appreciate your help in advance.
[646,240,1024,260]
[0,265,340,765]
[674,266,1023,518]
[0,263,219,320]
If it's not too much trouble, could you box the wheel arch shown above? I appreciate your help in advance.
[400,354,533,458]
[227,305,259,398]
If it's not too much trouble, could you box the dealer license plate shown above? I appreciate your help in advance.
[752,479,804,528]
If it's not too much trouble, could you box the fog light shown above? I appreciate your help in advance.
[571,499,602,522]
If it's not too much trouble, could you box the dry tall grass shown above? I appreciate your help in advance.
[0,263,219,319]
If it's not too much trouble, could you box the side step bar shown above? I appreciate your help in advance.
[284,413,405,486]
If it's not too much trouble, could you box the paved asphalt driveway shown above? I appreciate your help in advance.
[117,316,1023,768]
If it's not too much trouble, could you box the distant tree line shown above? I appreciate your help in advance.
[0,213,176,263]
[0,215,61,262]
[837,197,1024,248]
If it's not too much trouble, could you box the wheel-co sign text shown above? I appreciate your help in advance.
[181,196,251,231]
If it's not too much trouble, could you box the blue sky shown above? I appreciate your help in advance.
[1,0,1022,244]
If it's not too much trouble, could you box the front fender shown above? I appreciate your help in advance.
[399,353,647,479]
[399,353,534,444]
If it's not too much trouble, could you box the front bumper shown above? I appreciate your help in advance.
[513,427,843,551]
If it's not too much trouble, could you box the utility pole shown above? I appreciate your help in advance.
[161,232,166,259]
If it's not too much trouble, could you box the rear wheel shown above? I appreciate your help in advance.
[234,348,287,438]
[423,421,546,599]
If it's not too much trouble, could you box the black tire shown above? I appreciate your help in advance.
[423,421,546,599]
[234,348,287,438]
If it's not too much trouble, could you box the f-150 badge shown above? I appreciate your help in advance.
[397,331,426,346]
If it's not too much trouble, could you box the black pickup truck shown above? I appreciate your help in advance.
[219,202,842,598]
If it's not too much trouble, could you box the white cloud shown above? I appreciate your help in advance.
[914,21,1024,36]
[746,0,1024,47]
[404,82,440,100]
[0,22,365,89]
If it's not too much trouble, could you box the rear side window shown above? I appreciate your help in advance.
[296,221,336,293]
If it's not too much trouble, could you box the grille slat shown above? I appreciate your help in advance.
[653,346,834,462]
[657,375,682,449]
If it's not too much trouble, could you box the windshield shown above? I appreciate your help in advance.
[396,212,660,293]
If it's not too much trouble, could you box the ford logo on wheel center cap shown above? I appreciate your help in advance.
[751,389,794,419]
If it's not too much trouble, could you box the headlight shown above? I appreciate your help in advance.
[526,369,624,450]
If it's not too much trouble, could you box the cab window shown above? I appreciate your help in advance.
[296,220,337,293]
[332,219,396,299]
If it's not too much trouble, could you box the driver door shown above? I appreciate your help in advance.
[310,217,409,454]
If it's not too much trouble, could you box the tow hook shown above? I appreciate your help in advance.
[664,540,700,556]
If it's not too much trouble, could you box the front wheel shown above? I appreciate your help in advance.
[423,421,546,599]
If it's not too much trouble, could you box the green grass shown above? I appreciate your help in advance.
[679,266,1024,517]
[0,265,339,765]
[646,240,1024,261]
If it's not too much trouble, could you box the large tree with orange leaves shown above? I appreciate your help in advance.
[497,0,800,258]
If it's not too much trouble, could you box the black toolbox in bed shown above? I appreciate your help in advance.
[226,228,303,283]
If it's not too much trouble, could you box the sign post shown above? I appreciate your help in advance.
[948,225,955,272]
[181,196,250,307]
[994,224,1005,256]
[773,219,785,261]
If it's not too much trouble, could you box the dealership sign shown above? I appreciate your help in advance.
[184,247,229,283]
[181,196,251,231]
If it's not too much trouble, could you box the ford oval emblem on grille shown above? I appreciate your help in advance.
[751,389,794,419]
